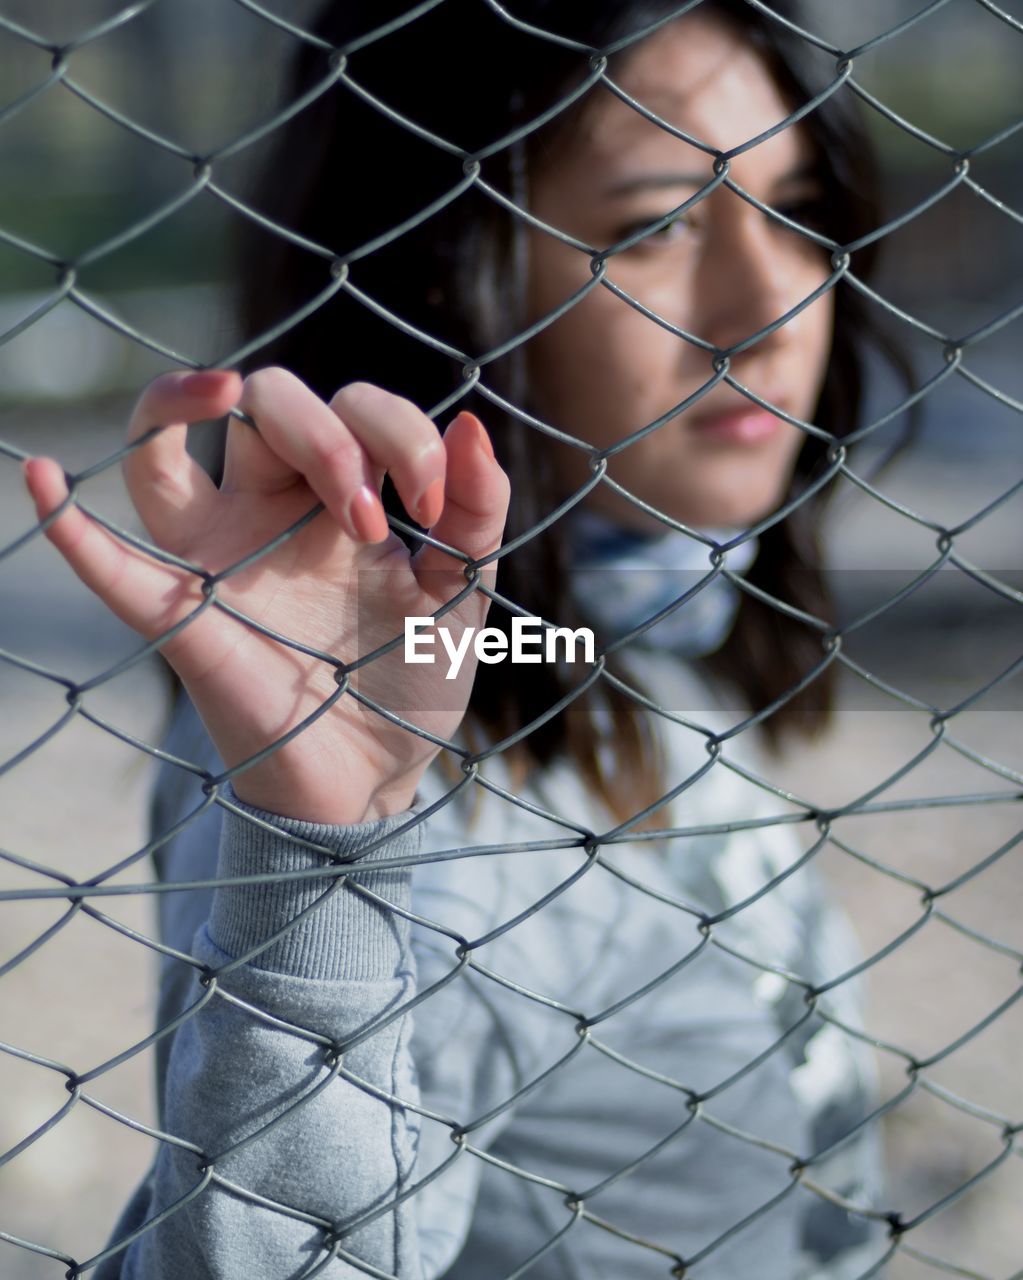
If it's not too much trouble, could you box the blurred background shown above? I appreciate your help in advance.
[0,0,1021,1276]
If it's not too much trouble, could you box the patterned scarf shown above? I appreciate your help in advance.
[565,510,758,657]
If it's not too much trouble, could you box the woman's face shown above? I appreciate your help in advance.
[525,15,834,532]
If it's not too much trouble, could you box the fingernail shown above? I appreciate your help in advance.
[180,370,229,395]
[470,415,495,461]
[349,485,387,542]
[415,477,445,527]
[21,458,40,497]
[451,411,493,460]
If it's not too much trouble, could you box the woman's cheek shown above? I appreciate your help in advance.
[618,251,699,326]
[527,251,703,440]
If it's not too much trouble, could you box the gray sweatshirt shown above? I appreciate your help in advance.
[95,652,887,1279]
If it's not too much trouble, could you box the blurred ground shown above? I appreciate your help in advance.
[0,398,1019,1278]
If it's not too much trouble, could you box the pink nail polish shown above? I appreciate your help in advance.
[349,485,385,541]
[472,417,494,460]
[416,477,445,527]
[180,370,230,395]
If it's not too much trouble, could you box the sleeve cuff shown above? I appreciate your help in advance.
[205,789,422,981]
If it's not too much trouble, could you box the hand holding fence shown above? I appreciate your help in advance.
[22,366,510,823]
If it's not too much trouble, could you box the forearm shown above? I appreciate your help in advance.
[101,796,426,1280]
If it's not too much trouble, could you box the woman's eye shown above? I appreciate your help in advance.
[619,213,693,250]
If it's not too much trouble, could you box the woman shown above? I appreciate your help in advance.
[24,1,902,1276]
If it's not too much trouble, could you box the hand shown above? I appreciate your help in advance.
[22,368,510,824]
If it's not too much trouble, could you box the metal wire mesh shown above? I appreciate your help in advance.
[1,0,1021,1277]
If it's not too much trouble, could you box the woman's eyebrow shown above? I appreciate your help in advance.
[604,161,822,199]
[603,171,711,197]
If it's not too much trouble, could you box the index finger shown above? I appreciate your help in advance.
[237,369,446,534]
[330,382,447,527]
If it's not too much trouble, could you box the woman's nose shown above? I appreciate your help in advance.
[695,207,803,358]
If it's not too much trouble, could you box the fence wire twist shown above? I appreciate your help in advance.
[0,1,1021,1278]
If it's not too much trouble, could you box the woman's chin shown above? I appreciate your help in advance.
[653,491,788,532]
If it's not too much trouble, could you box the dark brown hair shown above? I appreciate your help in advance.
[228,0,911,824]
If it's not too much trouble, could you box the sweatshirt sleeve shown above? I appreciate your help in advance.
[96,791,434,1280]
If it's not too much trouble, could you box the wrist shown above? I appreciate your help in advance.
[229,766,421,825]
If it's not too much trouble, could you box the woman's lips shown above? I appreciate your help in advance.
[686,407,782,444]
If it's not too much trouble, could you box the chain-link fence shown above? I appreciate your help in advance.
[1,1,1021,1277]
